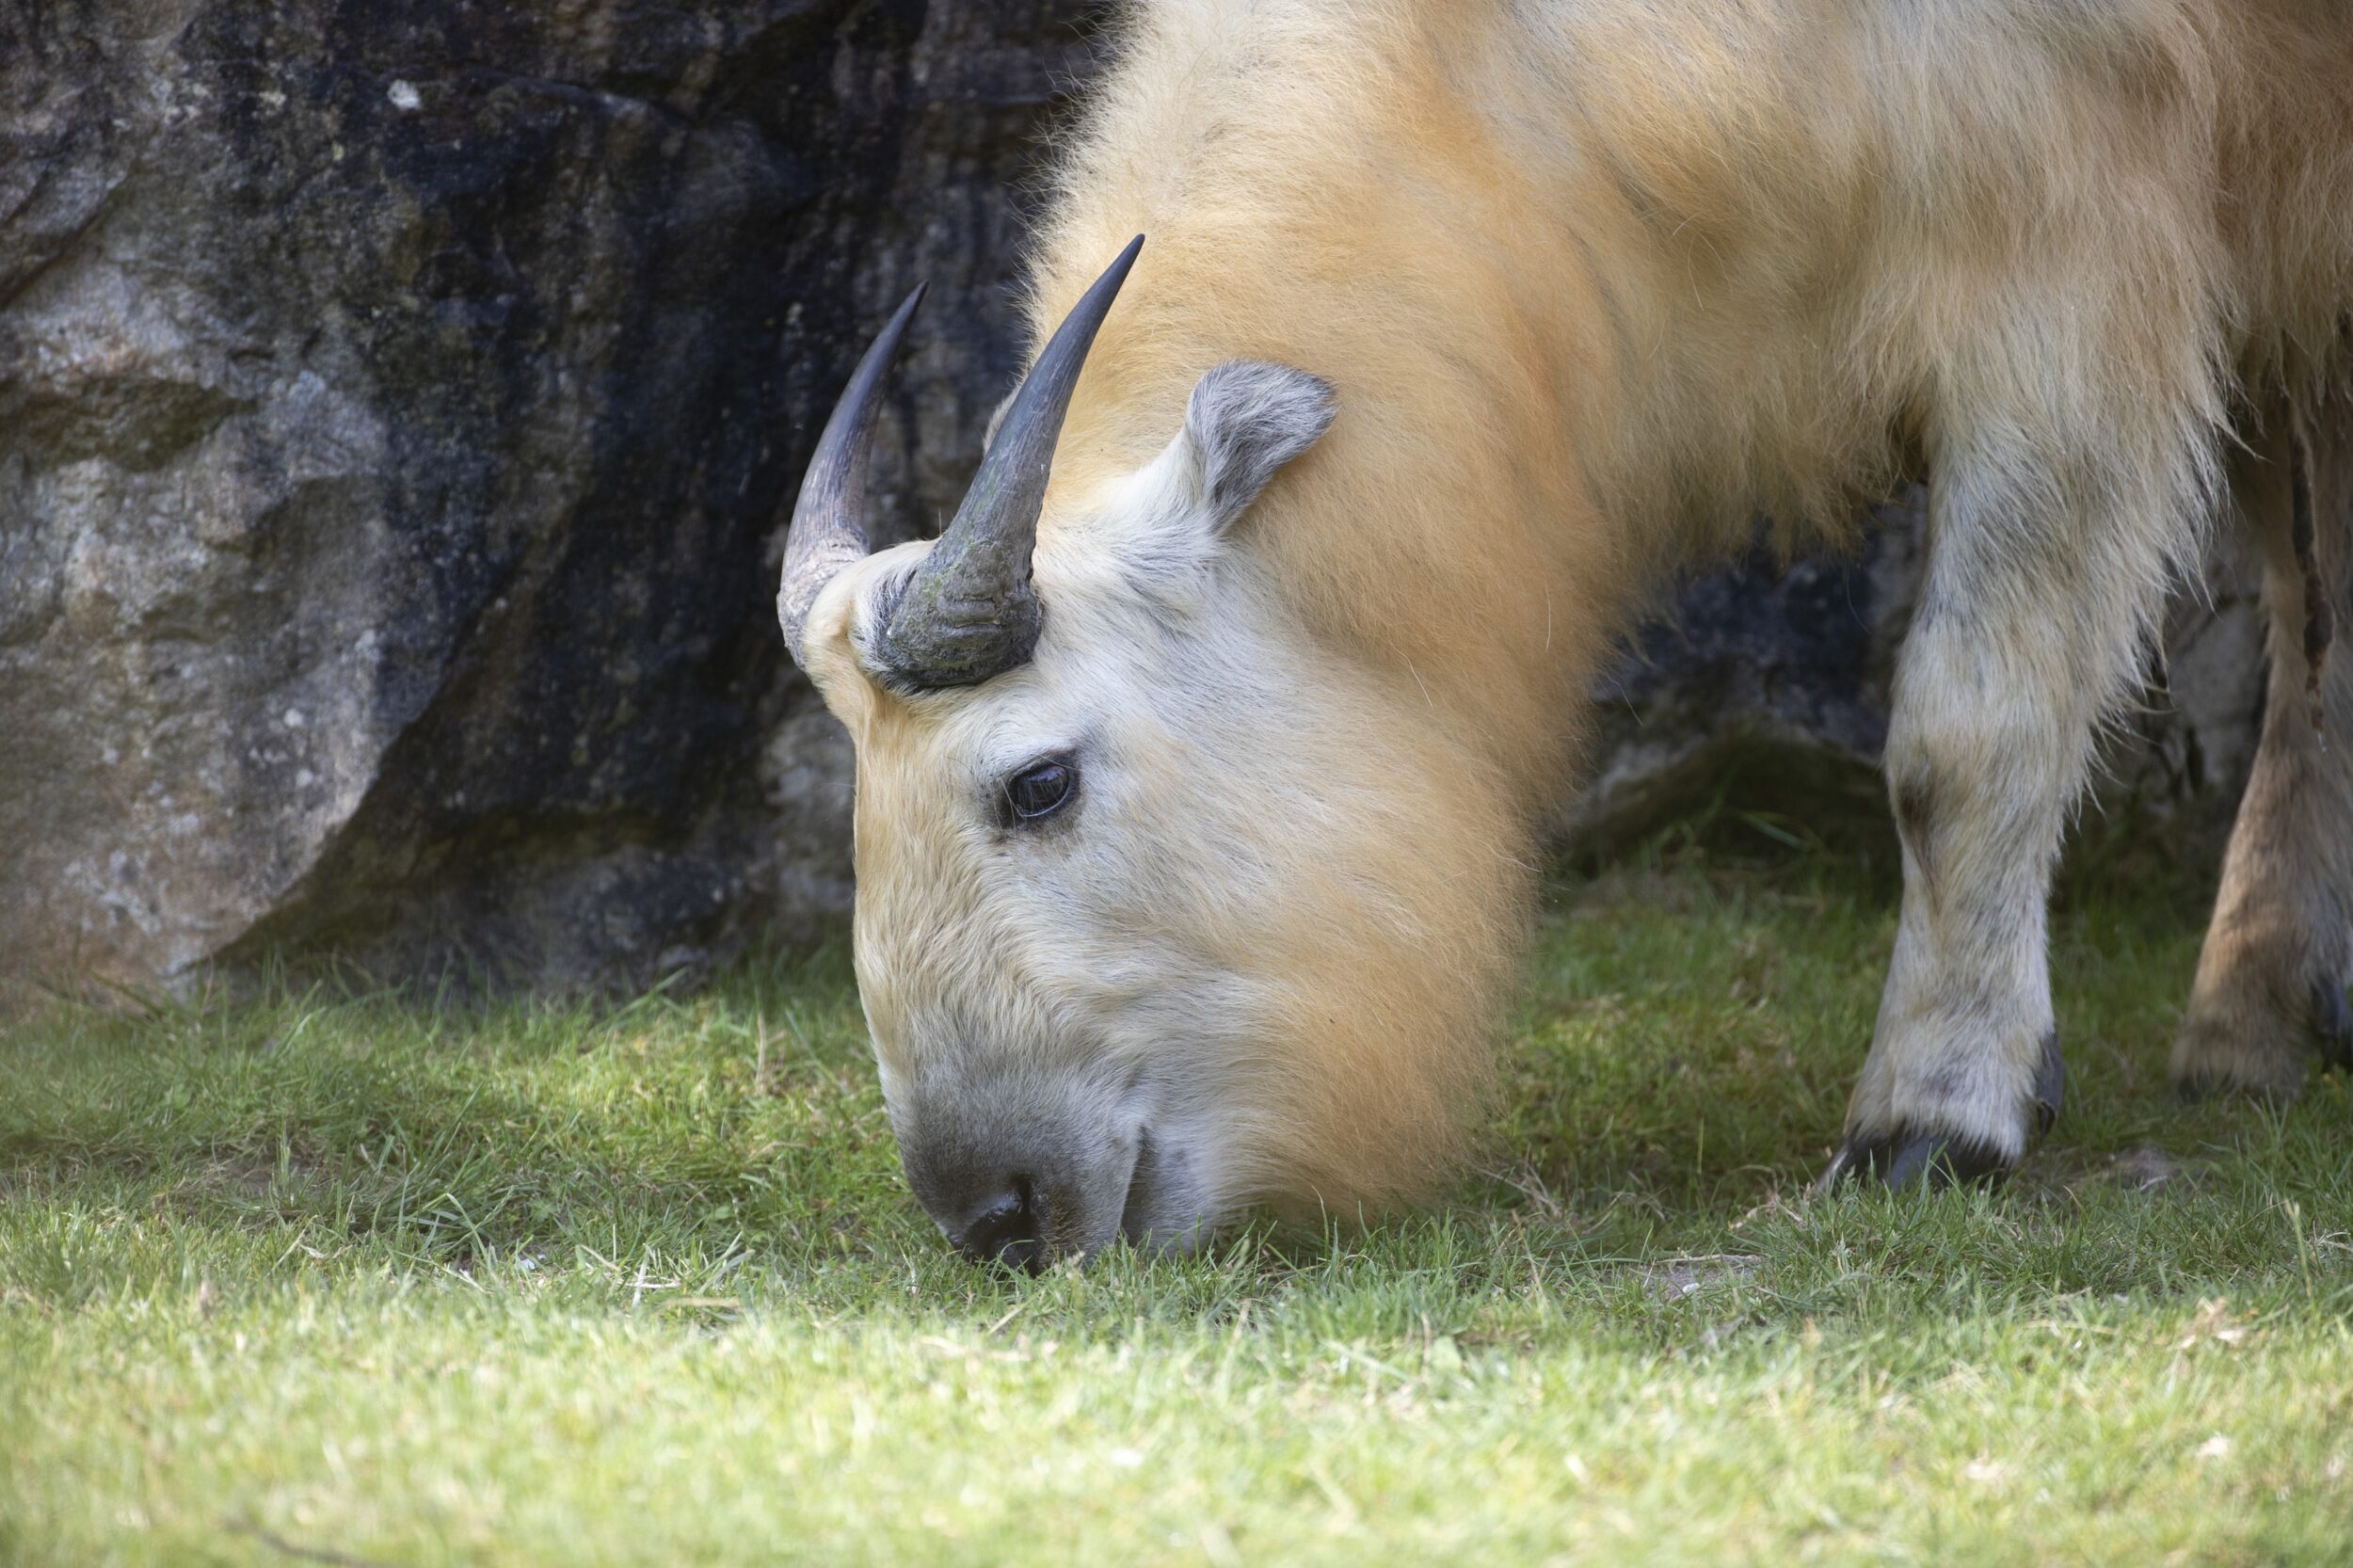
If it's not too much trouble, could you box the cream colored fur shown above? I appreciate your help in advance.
[801,0,2353,1237]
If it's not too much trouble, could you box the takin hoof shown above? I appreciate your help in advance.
[1817,1032,2064,1193]
[2319,980,2353,1075]
[1817,1130,2012,1192]
[2172,977,2353,1101]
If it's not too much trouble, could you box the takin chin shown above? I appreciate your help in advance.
[776,0,2353,1269]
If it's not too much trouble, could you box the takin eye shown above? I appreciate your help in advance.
[1000,757,1077,824]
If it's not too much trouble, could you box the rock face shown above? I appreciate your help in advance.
[1,0,2267,994]
[1,0,1103,989]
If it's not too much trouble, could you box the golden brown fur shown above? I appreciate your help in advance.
[2177,382,2353,1096]
[1037,0,2351,736]
[801,0,2353,1242]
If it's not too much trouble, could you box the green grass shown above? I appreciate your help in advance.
[4,844,2349,1566]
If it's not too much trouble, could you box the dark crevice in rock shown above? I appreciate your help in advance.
[0,1,2265,994]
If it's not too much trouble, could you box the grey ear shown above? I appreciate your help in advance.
[1184,360,1336,529]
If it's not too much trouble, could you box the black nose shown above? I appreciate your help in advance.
[956,1177,1046,1272]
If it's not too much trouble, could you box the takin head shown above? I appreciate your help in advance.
[779,241,1521,1269]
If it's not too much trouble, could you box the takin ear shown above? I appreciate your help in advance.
[1179,360,1336,531]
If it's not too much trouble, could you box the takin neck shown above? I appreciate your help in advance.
[1021,3,1683,819]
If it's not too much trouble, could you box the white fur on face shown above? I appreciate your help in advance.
[800,367,1520,1260]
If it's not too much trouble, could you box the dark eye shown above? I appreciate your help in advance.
[1002,758,1077,823]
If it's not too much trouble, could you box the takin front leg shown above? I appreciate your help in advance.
[1823,456,2175,1189]
[2174,399,2353,1096]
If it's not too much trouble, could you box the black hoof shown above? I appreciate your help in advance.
[2032,1029,2065,1134]
[1883,1131,2009,1189]
[2178,983,2352,1100]
[1820,1032,2060,1192]
[2174,1070,2297,1108]
[2315,979,2353,1075]
[1820,1129,2011,1192]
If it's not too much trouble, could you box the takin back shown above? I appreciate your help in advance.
[777,0,2353,1268]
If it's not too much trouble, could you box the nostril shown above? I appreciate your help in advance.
[958,1176,1046,1272]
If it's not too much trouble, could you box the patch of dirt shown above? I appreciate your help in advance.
[2102,1146,2189,1192]
[1638,1253,1763,1302]
[2028,1144,2197,1197]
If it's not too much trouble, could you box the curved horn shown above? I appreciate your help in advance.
[777,282,926,667]
[870,235,1144,690]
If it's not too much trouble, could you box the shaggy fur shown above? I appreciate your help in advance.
[796,0,2353,1252]
[2176,383,2353,1098]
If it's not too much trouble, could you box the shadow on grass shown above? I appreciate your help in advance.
[5,844,2348,1324]
[0,937,970,1298]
